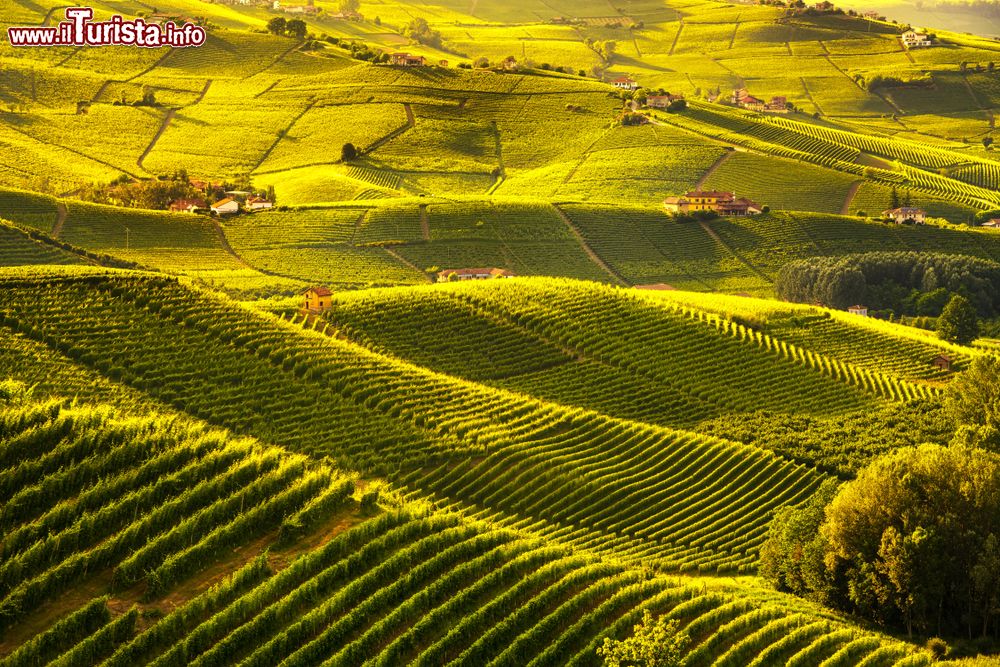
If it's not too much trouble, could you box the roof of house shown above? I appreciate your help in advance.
[883,207,925,215]
[305,286,333,296]
[247,196,271,204]
[170,198,206,208]
[848,304,868,310]
[686,190,733,198]
[439,267,513,276]
[611,76,635,83]
[933,353,953,362]
[212,197,236,207]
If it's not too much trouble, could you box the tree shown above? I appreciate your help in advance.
[937,293,978,344]
[267,17,287,35]
[341,143,358,161]
[473,56,489,68]
[596,610,690,667]
[889,186,900,210]
[338,0,360,13]
[819,445,1000,637]
[286,18,307,39]
[945,355,1000,452]
[984,137,994,150]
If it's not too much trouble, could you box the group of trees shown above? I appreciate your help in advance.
[761,357,1000,643]
[266,17,307,39]
[402,17,442,49]
[776,251,1000,324]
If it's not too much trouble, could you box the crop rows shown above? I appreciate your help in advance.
[0,401,349,629]
[0,223,83,267]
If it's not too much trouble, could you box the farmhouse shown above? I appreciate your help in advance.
[246,196,273,211]
[611,77,639,91]
[882,207,926,224]
[303,286,333,313]
[981,219,1000,228]
[901,30,933,48]
[847,304,869,317]
[732,88,788,113]
[437,268,514,282]
[931,354,953,371]
[281,4,320,14]
[390,53,426,67]
[813,1,835,9]
[168,198,206,213]
[663,191,763,216]
[211,198,240,216]
[647,93,684,109]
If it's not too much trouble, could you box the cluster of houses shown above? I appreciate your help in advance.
[168,192,273,216]
[731,89,789,113]
[663,191,763,216]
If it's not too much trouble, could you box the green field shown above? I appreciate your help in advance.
[4,0,1000,663]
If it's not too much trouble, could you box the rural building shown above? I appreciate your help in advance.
[246,196,273,211]
[437,268,514,282]
[764,96,789,113]
[847,304,869,317]
[863,10,880,19]
[303,286,333,312]
[647,93,684,108]
[211,198,240,215]
[732,88,788,113]
[168,198,207,213]
[901,30,932,48]
[931,354,953,371]
[981,219,1000,228]
[611,76,638,91]
[390,53,426,66]
[439,59,449,67]
[663,191,762,216]
[882,207,926,224]
[813,1,835,10]
[281,4,320,13]
[502,56,519,71]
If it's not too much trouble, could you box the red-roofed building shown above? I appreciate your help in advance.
[246,196,273,211]
[611,76,638,91]
[168,198,207,213]
[647,93,684,108]
[303,286,333,312]
[390,53,426,66]
[664,191,762,216]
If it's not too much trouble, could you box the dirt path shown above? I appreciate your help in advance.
[841,180,862,215]
[699,219,772,283]
[252,99,316,172]
[419,203,430,241]
[212,219,255,269]
[385,247,433,282]
[695,150,734,189]
[137,109,175,171]
[552,204,629,286]
[668,19,684,56]
[52,202,67,238]
[249,40,303,78]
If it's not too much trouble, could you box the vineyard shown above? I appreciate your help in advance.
[6,0,1000,661]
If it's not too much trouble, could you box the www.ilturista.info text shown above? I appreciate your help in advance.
[7,7,206,47]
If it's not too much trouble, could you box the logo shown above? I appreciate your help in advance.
[7,7,206,48]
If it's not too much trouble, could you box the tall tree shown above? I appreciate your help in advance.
[937,294,978,344]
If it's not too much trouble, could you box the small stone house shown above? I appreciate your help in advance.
[303,286,333,312]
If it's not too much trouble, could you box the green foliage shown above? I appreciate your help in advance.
[765,445,1000,638]
[937,294,979,344]
[946,355,1000,451]
[596,609,690,667]
[777,252,1000,317]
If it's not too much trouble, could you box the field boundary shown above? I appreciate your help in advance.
[840,180,862,215]
[552,204,629,286]
[698,219,773,283]
[695,150,734,189]
[52,202,67,238]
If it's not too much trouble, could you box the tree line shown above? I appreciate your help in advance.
[776,251,1000,319]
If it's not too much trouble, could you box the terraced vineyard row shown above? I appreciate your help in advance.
[0,268,861,572]
[0,223,84,267]
[0,401,350,631]
[448,279,878,416]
